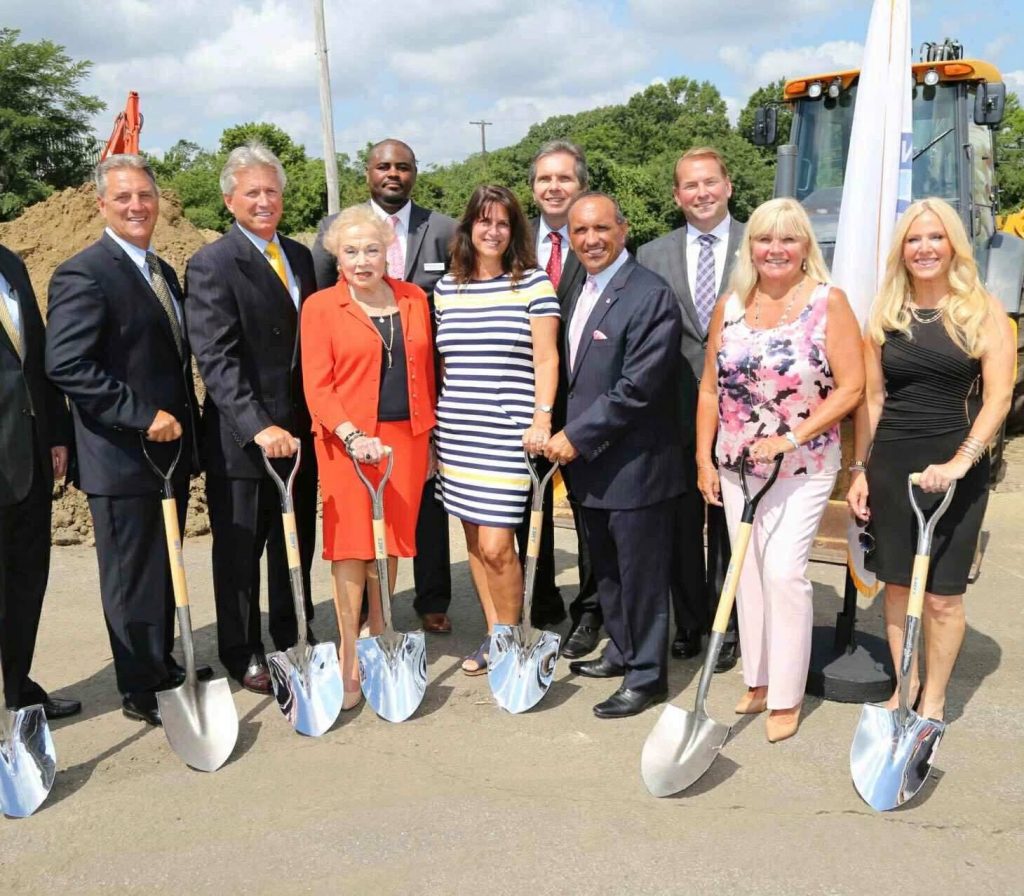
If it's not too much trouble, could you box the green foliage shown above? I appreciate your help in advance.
[996,92,1024,214]
[0,28,104,220]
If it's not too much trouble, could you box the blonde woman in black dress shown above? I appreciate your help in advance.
[847,198,1014,723]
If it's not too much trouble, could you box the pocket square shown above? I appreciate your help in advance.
[592,329,608,341]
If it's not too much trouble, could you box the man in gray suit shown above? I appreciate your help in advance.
[636,146,743,671]
[311,139,457,634]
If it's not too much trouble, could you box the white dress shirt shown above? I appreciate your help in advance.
[236,224,300,309]
[536,217,570,271]
[685,215,733,301]
[0,269,22,344]
[370,199,411,273]
[104,227,184,325]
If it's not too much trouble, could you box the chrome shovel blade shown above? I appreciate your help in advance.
[0,706,56,818]
[641,704,731,797]
[357,630,427,723]
[157,678,239,772]
[268,642,344,737]
[850,703,946,811]
[487,625,561,714]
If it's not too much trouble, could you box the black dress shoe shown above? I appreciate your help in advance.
[569,656,625,679]
[122,693,162,726]
[671,629,703,659]
[42,696,82,720]
[714,640,738,673]
[593,686,666,719]
[165,662,215,687]
[561,624,601,659]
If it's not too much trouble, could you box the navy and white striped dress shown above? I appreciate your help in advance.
[434,269,560,527]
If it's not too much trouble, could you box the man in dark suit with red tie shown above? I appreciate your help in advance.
[46,155,203,725]
[1,241,78,720]
[186,143,318,694]
[547,193,685,718]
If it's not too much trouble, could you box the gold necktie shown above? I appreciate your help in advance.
[0,289,23,358]
[145,252,184,357]
[265,242,289,289]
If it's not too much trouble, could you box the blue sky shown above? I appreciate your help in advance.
[2,0,1021,166]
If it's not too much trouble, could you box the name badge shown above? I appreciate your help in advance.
[423,262,446,272]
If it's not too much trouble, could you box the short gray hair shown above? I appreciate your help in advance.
[568,191,626,225]
[94,154,159,197]
[220,142,287,195]
[529,140,589,190]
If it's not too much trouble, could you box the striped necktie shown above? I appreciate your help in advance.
[0,289,22,358]
[694,233,717,332]
[145,252,183,357]
[264,241,289,288]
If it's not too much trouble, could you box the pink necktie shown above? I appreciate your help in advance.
[387,215,405,278]
[568,276,600,370]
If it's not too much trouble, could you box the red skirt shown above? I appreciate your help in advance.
[316,420,430,561]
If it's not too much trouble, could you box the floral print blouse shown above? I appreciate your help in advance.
[716,282,840,479]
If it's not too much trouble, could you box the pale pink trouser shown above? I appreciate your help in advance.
[719,469,836,710]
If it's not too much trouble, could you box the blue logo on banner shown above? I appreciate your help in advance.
[897,131,913,213]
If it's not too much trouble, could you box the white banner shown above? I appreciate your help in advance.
[832,0,913,596]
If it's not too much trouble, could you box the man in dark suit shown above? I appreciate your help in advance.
[46,155,203,725]
[547,193,685,718]
[311,139,457,634]
[0,242,79,720]
[636,146,744,672]
[520,140,598,648]
[186,143,318,694]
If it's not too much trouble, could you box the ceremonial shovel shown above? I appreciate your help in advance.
[0,641,56,817]
[143,439,238,772]
[488,450,561,714]
[642,449,782,797]
[353,448,427,723]
[262,444,344,736]
[850,472,955,811]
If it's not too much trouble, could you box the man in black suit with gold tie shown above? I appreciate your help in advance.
[47,155,203,725]
[186,143,318,694]
[0,241,79,720]
[637,146,744,671]
[311,139,458,634]
[522,140,599,649]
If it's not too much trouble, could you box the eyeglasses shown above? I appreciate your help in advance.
[855,517,875,556]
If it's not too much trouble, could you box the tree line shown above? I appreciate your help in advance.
[2,27,1022,245]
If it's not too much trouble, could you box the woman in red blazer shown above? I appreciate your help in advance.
[301,205,437,709]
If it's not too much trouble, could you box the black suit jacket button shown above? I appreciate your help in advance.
[272,326,282,336]
[22,407,33,416]
[568,390,574,399]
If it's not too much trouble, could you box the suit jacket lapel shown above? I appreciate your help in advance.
[568,258,631,386]
[228,225,297,321]
[668,229,702,335]
[0,255,23,359]
[404,203,430,279]
[721,219,745,289]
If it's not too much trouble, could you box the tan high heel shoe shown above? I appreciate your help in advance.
[735,687,768,715]
[765,704,801,742]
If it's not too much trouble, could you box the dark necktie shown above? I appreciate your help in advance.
[145,252,183,356]
[694,233,717,333]
[545,231,562,290]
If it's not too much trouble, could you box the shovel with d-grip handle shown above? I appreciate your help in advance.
[850,472,955,811]
[143,438,238,772]
[262,443,344,736]
[642,448,782,797]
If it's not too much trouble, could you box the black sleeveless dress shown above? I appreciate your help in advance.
[865,316,988,595]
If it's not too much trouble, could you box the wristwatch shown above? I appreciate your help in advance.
[534,404,553,414]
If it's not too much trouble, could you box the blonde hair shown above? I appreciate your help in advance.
[323,204,395,258]
[868,198,989,357]
[727,198,830,303]
[674,146,730,185]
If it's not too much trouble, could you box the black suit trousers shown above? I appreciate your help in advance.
[412,477,452,615]
[88,483,186,696]
[0,446,51,707]
[206,458,317,679]
[582,498,674,693]
[671,490,735,639]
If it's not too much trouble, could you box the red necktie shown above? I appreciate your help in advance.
[545,231,562,289]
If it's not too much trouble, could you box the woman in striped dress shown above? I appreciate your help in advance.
[434,185,560,674]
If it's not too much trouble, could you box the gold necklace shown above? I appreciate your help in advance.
[374,312,395,369]
[752,279,804,327]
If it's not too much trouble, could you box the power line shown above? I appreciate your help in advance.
[469,119,493,155]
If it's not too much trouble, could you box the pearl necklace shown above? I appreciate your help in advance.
[752,280,804,327]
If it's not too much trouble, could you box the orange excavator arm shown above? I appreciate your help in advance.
[100,91,143,160]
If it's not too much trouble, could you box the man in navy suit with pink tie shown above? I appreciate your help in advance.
[545,192,685,718]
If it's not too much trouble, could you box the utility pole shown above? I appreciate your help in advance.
[469,120,493,155]
[313,0,340,214]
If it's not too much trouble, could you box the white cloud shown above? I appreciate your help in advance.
[720,40,864,99]
[1004,70,1024,97]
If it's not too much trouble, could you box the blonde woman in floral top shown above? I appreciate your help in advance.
[695,198,863,743]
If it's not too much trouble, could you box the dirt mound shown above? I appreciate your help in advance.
[0,184,219,546]
[0,184,215,311]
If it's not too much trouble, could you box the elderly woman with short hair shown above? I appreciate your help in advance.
[301,204,437,709]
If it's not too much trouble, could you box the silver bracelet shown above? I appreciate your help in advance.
[784,431,800,450]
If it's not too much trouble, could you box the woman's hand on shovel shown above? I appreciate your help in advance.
[348,434,386,465]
